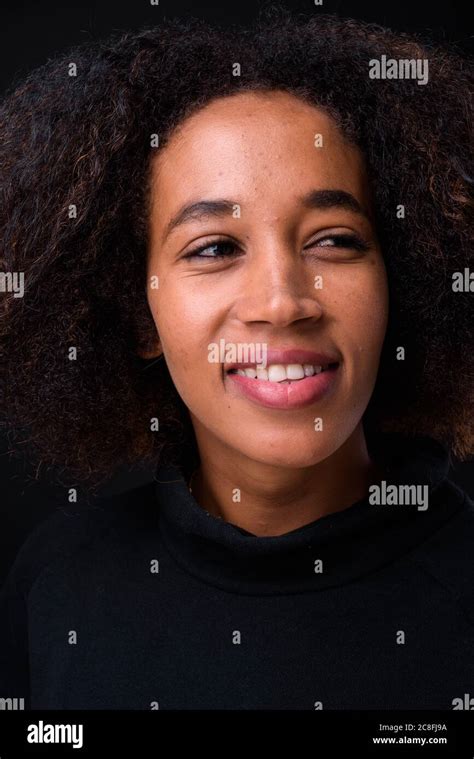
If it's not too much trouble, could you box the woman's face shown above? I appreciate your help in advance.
[146,90,388,469]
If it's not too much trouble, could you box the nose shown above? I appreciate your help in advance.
[232,238,323,328]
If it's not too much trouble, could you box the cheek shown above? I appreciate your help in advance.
[146,280,223,400]
[329,263,388,377]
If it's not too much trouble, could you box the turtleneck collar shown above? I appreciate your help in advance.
[154,434,463,595]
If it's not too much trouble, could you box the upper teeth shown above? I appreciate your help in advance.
[230,363,328,382]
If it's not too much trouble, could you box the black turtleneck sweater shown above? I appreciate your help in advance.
[1,434,473,710]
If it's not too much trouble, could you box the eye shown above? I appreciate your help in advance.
[306,233,370,254]
[183,239,241,261]
[182,233,371,262]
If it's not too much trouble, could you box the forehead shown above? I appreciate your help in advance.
[151,91,369,216]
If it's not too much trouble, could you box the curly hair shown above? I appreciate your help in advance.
[0,6,472,490]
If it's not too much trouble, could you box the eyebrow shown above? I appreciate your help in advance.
[162,188,370,241]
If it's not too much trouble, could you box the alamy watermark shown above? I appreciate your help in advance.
[452,268,473,292]
[0,696,25,710]
[369,55,429,86]
[27,720,83,749]
[208,339,268,368]
[369,481,429,511]
[0,270,24,298]
[452,693,474,709]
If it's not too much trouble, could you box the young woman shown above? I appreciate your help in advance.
[0,9,472,710]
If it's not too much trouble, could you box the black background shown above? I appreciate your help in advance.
[1,0,472,584]
[1,0,472,95]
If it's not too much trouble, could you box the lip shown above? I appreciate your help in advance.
[224,348,340,373]
[224,348,341,410]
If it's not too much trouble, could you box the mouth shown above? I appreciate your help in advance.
[224,350,341,410]
[226,361,338,383]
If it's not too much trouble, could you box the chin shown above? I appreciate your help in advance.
[233,434,344,470]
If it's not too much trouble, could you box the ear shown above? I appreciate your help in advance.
[139,347,162,360]
[137,336,162,360]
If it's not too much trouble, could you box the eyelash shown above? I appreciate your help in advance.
[184,234,370,261]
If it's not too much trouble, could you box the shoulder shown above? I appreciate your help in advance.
[1,481,158,600]
[408,479,474,624]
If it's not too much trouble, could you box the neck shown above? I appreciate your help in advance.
[189,423,382,537]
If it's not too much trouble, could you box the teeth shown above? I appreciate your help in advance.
[268,365,288,382]
[286,364,306,380]
[232,363,329,382]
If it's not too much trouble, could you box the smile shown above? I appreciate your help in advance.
[227,362,336,383]
[225,362,340,410]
